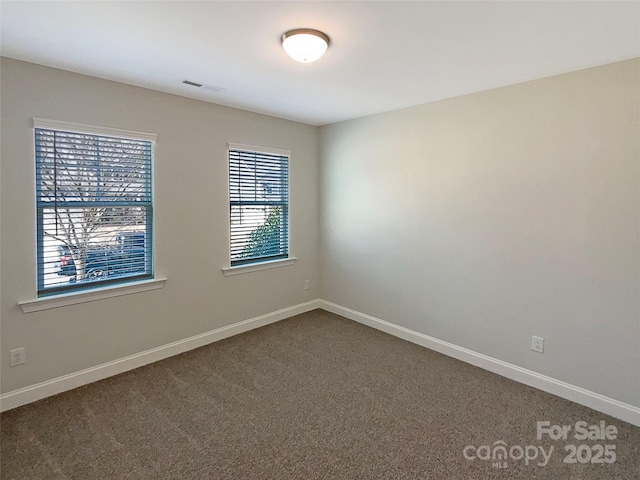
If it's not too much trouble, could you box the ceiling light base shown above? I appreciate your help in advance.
[281,28,330,63]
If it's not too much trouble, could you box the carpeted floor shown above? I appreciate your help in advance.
[1,309,639,479]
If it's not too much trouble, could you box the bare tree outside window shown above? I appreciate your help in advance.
[36,128,152,293]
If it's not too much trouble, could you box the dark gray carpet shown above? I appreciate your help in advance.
[1,310,639,479]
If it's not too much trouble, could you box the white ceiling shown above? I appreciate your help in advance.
[1,1,639,126]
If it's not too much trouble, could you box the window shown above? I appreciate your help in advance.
[229,144,289,266]
[34,119,155,296]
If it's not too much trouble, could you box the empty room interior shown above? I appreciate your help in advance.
[1,1,639,478]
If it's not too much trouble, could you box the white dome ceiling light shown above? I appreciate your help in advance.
[281,28,330,63]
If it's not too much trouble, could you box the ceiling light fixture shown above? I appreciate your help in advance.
[281,28,330,63]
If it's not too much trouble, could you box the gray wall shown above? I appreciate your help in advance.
[320,59,640,407]
[3,57,638,409]
[1,58,320,393]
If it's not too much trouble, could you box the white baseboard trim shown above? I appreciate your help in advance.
[4,298,638,428]
[0,299,322,412]
[319,300,640,428]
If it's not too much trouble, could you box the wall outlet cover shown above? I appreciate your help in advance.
[532,336,544,353]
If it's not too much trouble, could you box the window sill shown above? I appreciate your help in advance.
[222,257,297,277]
[19,278,167,313]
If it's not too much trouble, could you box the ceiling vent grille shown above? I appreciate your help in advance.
[182,79,225,92]
[182,80,202,87]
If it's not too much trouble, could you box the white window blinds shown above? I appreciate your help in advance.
[35,122,154,296]
[229,146,289,266]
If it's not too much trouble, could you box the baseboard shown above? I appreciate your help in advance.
[4,298,639,428]
[319,300,640,428]
[0,299,322,412]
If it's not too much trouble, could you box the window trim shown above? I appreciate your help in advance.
[33,118,157,297]
[225,143,292,271]
[33,118,157,142]
[19,278,167,313]
[221,257,297,277]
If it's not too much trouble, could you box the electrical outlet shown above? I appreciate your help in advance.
[304,279,310,290]
[531,336,544,353]
[10,347,26,367]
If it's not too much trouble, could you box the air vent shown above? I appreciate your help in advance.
[182,79,225,92]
